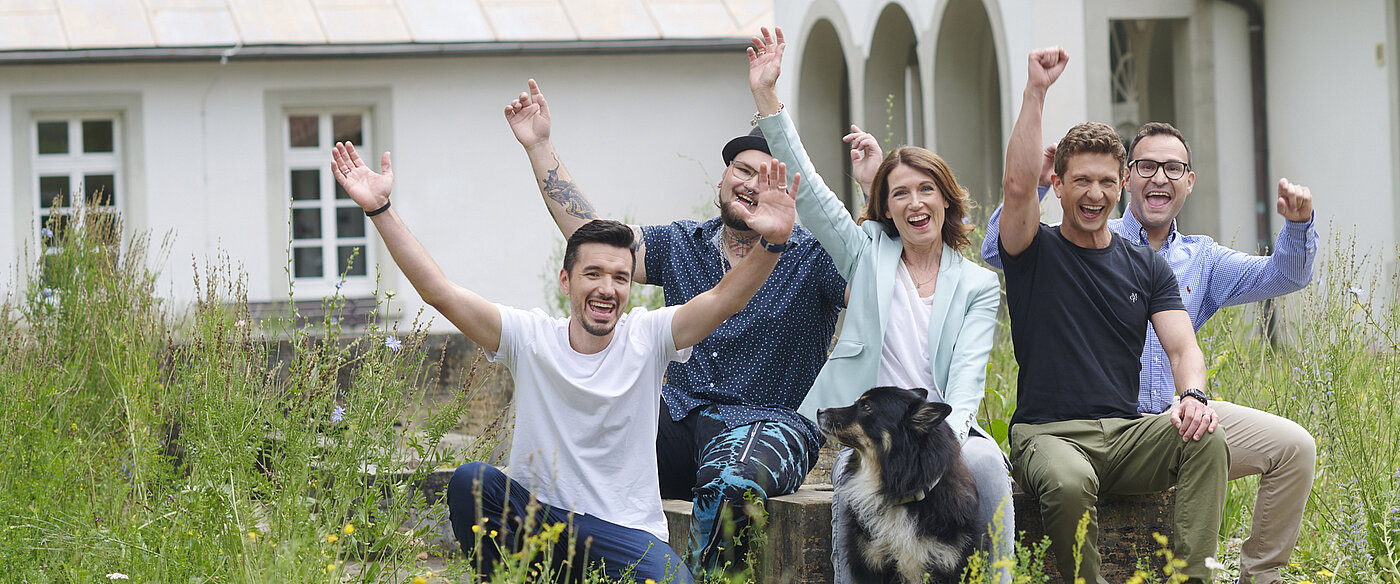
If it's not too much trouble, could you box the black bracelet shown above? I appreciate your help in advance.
[365,201,391,217]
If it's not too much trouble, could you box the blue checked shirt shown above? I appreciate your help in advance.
[981,187,1318,413]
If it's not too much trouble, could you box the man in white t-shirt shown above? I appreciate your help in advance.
[331,142,801,583]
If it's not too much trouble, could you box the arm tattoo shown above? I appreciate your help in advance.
[542,160,598,220]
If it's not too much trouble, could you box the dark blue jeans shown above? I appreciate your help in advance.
[446,461,693,583]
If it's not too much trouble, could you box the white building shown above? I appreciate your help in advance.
[3,0,1396,328]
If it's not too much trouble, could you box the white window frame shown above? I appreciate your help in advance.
[31,113,124,252]
[264,89,392,301]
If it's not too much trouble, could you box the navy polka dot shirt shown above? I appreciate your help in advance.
[642,218,846,449]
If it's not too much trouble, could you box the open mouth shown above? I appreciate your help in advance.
[1078,204,1106,221]
[735,191,757,207]
[907,212,931,229]
[586,298,616,319]
[1144,191,1172,210]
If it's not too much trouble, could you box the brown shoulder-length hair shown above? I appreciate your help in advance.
[859,146,974,250]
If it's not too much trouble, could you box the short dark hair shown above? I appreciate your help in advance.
[860,146,975,250]
[1128,121,1191,163]
[1054,121,1127,177]
[564,219,636,273]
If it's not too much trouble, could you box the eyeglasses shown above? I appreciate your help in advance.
[728,161,759,181]
[1129,159,1190,180]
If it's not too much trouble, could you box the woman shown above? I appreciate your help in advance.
[746,28,1012,583]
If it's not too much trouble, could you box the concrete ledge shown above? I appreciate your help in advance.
[664,484,835,584]
[1013,488,1175,583]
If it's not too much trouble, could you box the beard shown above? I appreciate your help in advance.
[718,197,752,231]
[579,316,618,337]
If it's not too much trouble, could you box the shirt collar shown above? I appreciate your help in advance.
[1120,207,1179,248]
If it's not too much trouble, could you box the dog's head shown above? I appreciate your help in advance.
[817,386,958,500]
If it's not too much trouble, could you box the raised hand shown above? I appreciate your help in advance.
[505,79,552,151]
[843,124,884,196]
[1027,46,1068,92]
[748,26,786,94]
[1276,178,1313,222]
[733,158,799,245]
[333,142,393,212]
[1039,142,1058,188]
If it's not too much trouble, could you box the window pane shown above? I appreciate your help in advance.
[39,176,71,208]
[289,115,319,148]
[293,246,324,278]
[338,245,367,276]
[290,169,320,201]
[85,174,116,206]
[37,121,68,154]
[335,180,350,200]
[332,114,362,145]
[292,209,322,240]
[82,120,114,153]
[336,207,366,238]
[41,214,70,247]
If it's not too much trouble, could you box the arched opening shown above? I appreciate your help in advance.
[934,0,1003,217]
[798,19,855,212]
[865,4,922,153]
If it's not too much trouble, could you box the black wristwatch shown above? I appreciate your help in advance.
[1182,388,1209,405]
[758,237,790,254]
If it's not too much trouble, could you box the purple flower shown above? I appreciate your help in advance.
[335,280,345,290]
[331,405,345,423]
[384,336,401,351]
[40,227,53,238]
[1349,286,1365,300]
[41,288,54,298]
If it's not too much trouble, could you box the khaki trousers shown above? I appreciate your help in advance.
[1166,400,1316,584]
[1010,416,1229,583]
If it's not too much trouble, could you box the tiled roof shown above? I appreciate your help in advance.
[0,0,773,51]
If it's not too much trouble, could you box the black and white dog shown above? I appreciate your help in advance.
[817,386,980,584]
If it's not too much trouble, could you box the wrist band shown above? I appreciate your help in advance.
[365,201,391,217]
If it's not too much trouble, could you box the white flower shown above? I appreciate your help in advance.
[107,574,130,580]
[1204,556,1226,570]
[1348,286,1365,300]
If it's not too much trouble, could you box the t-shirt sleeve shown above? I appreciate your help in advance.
[640,224,674,286]
[641,305,693,365]
[813,248,849,308]
[1146,254,1186,315]
[998,223,1044,273]
[483,304,543,367]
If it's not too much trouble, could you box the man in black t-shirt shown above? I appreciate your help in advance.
[998,48,1229,584]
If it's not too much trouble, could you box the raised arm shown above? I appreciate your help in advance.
[1208,178,1318,309]
[505,79,649,283]
[982,143,1055,268]
[333,143,502,351]
[1151,308,1218,442]
[1000,48,1067,258]
[671,160,798,349]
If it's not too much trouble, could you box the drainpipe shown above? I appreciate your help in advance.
[1219,0,1271,255]
[1218,0,1277,341]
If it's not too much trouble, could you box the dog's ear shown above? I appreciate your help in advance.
[909,401,952,428]
[907,387,930,401]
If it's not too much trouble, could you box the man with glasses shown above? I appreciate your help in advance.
[983,121,1317,584]
[503,78,846,573]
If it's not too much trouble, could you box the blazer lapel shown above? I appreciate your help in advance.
[926,243,961,374]
[875,232,903,330]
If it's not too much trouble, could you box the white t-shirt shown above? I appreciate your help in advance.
[487,304,692,541]
[875,261,941,398]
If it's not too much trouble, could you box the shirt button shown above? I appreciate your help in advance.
[712,352,718,358]
[709,383,715,387]
[1153,357,1159,363]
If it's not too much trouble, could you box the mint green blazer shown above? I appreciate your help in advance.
[758,110,1001,444]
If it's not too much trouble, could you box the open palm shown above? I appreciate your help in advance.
[332,142,393,211]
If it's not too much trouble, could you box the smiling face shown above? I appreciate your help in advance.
[1052,152,1124,242]
[560,242,632,342]
[882,163,948,249]
[716,149,769,231]
[1126,134,1195,230]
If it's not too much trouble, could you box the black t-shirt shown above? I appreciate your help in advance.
[999,224,1184,426]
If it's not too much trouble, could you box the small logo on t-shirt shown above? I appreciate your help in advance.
[1129,292,1139,304]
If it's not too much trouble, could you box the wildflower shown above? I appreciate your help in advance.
[1317,569,1335,577]
[41,288,54,298]
[413,578,427,584]
[335,280,345,290]
[326,563,337,573]
[235,319,247,327]
[489,530,497,537]
[1204,556,1225,570]
[962,216,972,224]
[331,405,345,424]
[106,574,129,580]
[471,524,482,534]
[646,580,657,584]
[385,336,401,351]
[247,531,258,542]
[41,227,54,238]
[1126,574,1145,584]
[1298,581,1314,584]
[1348,286,1364,300]
[343,522,355,535]
[326,533,338,544]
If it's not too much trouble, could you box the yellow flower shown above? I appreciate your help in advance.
[1298,581,1313,584]
[247,531,258,542]
[412,578,427,584]
[326,534,338,544]
[326,563,337,573]
[489,530,498,538]
[342,523,355,535]
[1291,563,1301,567]
[471,524,482,534]
[71,423,78,431]
[646,580,657,584]
[1317,569,1335,578]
